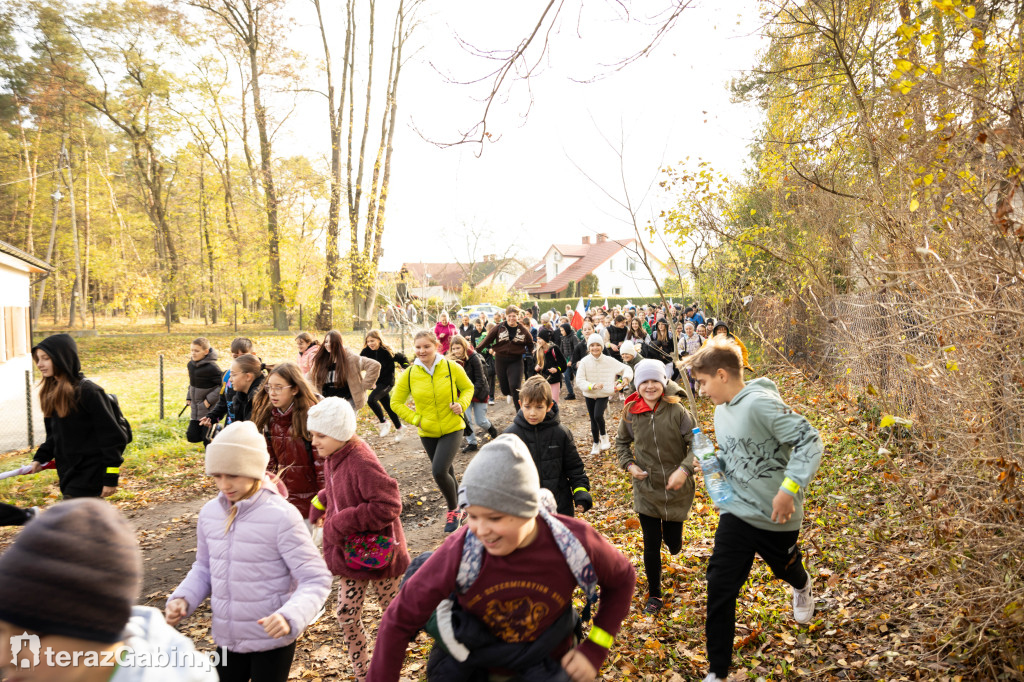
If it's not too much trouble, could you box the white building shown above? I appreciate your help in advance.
[517,233,677,299]
[0,242,51,452]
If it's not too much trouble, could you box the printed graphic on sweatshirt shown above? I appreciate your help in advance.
[464,580,569,642]
[719,418,819,486]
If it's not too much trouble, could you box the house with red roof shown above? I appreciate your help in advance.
[513,233,676,299]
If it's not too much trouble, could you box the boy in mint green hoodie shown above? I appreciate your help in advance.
[688,338,823,682]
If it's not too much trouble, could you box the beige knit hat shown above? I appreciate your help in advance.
[205,420,270,479]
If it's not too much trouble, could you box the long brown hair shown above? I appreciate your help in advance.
[37,353,76,418]
[364,329,395,356]
[251,362,320,440]
[310,330,348,393]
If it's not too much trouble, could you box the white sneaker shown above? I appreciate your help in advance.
[378,422,392,438]
[506,395,512,405]
[702,674,726,682]
[393,426,405,443]
[488,399,495,406]
[589,443,601,456]
[792,573,814,624]
[599,434,611,451]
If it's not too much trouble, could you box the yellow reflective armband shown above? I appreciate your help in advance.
[588,626,613,649]
[106,467,120,474]
[311,495,325,511]
[781,477,800,494]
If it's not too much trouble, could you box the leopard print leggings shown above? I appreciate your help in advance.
[335,577,400,681]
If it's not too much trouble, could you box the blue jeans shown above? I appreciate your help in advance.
[464,402,492,444]
[563,365,576,397]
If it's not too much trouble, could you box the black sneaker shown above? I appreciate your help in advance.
[643,596,664,615]
[565,394,576,400]
[444,510,461,533]
[487,425,498,439]
[462,442,479,454]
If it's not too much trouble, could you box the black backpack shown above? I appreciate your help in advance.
[85,380,132,446]
[106,392,133,446]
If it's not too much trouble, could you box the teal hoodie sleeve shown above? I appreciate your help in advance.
[752,397,823,496]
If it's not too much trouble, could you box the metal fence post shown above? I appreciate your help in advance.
[25,370,33,448]
[159,353,165,419]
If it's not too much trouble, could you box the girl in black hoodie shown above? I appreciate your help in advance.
[185,337,222,444]
[30,334,129,498]
[360,329,410,440]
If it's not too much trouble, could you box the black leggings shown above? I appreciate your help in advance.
[706,513,806,677]
[216,641,297,682]
[584,397,609,442]
[494,355,525,409]
[0,503,31,526]
[484,356,496,399]
[421,431,463,511]
[638,513,684,599]
[367,382,401,427]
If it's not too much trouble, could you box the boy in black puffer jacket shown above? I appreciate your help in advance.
[504,376,592,516]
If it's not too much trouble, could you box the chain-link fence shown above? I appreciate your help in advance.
[0,360,45,454]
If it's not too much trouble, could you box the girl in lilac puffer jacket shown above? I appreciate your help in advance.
[166,421,332,682]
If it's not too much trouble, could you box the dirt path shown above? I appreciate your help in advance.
[125,388,611,679]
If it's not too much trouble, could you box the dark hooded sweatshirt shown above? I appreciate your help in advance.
[503,404,591,516]
[32,334,128,497]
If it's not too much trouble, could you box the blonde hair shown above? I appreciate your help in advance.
[413,329,439,345]
[683,337,743,378]
[224,478,263,533]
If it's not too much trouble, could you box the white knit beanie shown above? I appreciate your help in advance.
[586,333,604,347]
[306,396,356,444]
[205,421,270,479]
[620,340,636,357]
[634,358,668,387]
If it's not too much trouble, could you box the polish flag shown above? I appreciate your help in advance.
[603,298,609,310]
[571,298,586,330]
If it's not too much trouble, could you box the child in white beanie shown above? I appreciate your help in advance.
[166,421,332,682]
[306,397,410,682]
[614,359,696,615]
[575,333,634,455]
[366,434,636,682]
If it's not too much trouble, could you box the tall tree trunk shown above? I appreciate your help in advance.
[247,42,287,331]
[313,0,349,331]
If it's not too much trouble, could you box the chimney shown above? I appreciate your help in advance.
[596,233,608,243]
[485,254,495,262]
[582,236,590,245]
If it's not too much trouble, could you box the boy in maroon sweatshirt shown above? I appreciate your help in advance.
[366,434,635,682]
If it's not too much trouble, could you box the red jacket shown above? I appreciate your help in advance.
[265,405,324,518]
[310,437,410,581]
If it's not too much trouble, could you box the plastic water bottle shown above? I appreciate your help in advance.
[692,428,733,505]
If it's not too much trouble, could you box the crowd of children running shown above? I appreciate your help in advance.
[0,302,823,682]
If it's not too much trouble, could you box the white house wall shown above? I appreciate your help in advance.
[593,254,673,298]
[0,256,43,452]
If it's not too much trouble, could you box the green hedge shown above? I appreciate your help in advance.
[523,295,695,312]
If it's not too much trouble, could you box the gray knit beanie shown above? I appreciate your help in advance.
[0,499,142,642]
[458,434,540,518]
[634,358,668,387]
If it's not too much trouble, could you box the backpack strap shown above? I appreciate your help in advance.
[457,498,599,621]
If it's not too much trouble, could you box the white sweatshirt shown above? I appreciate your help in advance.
[575,353,634,399]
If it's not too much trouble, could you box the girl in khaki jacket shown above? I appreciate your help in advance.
[615,359,696,615]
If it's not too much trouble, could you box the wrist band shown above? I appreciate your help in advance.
[106,467,120,474]
[311,495,325,511]
[781,477,800,494]
[572,487,588,495]
[588,626,613,649]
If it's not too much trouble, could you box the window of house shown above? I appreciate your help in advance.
[553,252,562,262]
[4,307,15,361]
[627,258,637,272]
[554,264,559,275]
[612,287,622,295]
[608,258,614,270]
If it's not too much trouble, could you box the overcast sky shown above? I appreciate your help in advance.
[284,1,766,272]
